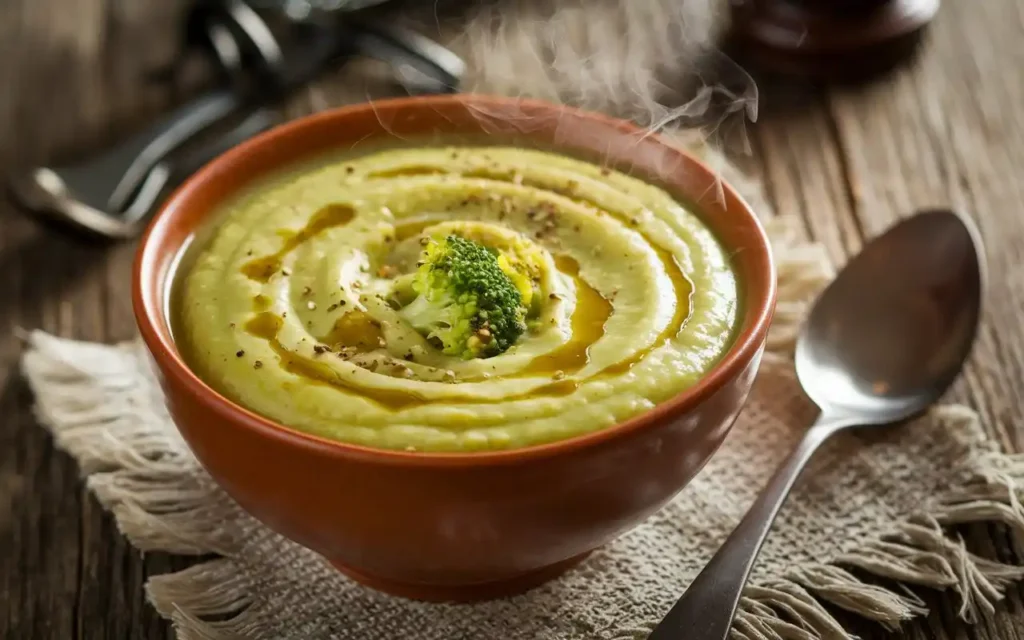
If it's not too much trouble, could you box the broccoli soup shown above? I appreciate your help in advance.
[174,146,739,452]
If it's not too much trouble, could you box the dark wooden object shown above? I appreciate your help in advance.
[728,0,941,79]
[2,0,1024,638]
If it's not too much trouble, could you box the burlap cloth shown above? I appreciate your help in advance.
[19,1,1024,638]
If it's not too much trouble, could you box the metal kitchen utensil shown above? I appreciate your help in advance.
[11,0,463,239]
[249,0,394,22]
[118,109,281,233]
[648,209,984,640]
[9,0,273,238]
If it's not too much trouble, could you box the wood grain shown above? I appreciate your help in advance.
[1,0,1023,638]
[749,2,1024,638]
[825,1,1024,452]
[0,1,198,638]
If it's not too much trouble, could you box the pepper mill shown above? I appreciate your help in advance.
[727,0,940,79]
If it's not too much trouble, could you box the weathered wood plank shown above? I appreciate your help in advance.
[823,0,1024,453]
[0,0,196,638]
[751,101,1024,640]
[751,2,1024,639]
[753,82,863,262]
[0,215,85,640]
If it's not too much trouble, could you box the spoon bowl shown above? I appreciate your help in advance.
[796,208,985,423]
[650,208,985,640]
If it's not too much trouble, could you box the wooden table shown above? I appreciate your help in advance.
[2,1,1023,637]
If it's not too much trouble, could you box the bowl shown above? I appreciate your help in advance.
[133,94,776,602]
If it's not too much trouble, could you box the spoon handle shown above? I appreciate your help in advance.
[647,413,854,640]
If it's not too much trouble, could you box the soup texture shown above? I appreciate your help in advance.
[176,146,739,452]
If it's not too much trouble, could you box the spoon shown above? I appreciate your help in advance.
[648,208,985,640]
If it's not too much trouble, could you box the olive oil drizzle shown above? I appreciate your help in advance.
[239,252,687,411]
[519,255,612,376]
[241,204,355,282]
[235,168,698,411]
[243,311,577,409]
[368,166,448,179]
[245,312,426,409]
[601,248,693,375]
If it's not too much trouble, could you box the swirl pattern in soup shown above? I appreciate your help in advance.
[176,147,739,452]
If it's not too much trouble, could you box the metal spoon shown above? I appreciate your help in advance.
[648,208,985,640]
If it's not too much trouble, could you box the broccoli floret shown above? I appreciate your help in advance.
[398,235,527,359]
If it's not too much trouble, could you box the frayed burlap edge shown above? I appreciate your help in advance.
[20,215,1024,640]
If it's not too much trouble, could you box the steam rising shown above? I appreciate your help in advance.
[369,0,760,198]
[447,0,757,134]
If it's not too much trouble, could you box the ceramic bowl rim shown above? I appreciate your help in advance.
[132,94,777,468]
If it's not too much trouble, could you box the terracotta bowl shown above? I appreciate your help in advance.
[133,94,776,602]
